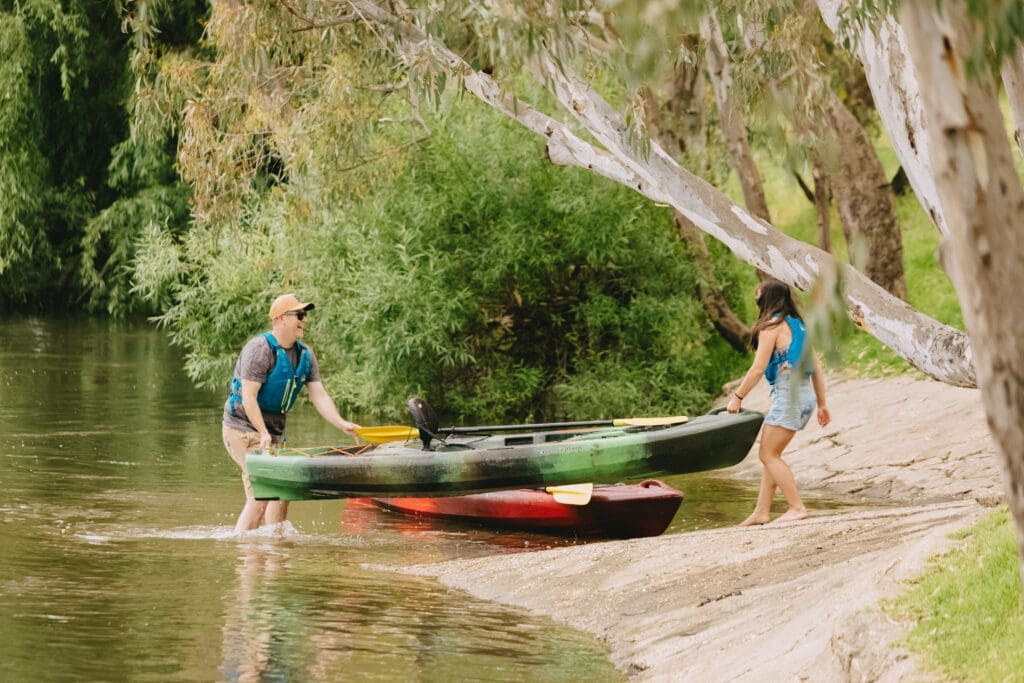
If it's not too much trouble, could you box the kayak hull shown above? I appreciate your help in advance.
[348,479,684,538]
[247,409,763,501]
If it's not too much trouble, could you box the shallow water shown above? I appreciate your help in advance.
[0,317,854,681]
[0,318,624,681]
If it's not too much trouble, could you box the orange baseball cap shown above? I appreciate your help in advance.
[268,293,315,319]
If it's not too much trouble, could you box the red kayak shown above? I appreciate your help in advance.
[347,479,683,539]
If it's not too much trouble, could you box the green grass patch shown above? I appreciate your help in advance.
[885,508,1024,681]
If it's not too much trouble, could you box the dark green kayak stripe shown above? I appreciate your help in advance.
[246,410,764,501]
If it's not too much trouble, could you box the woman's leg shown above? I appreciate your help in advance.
[739,424,806,525]
[759,424,807,522]
[738,466,777,526]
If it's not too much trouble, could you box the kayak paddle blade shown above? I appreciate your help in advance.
[546,482,594,505]
[354,426,419,444]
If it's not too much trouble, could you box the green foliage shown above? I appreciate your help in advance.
[885,508,1024,681]
[138,94,748,421]
[0,10,57,304]
[121,0,747,420]
[0,12,48,294]
[323,106,747,421]
[0,1,117,308]
[80,185,190,316]
[0,0,202,313]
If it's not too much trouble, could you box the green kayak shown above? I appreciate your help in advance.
[246,408,764,501]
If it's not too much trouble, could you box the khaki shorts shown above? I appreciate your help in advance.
[222,424,279,500]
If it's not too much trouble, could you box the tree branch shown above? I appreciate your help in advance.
[340,0,975,387]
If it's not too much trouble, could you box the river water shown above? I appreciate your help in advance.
[0,318,790,681]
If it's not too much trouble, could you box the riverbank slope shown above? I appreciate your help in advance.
[400,374,1005,680]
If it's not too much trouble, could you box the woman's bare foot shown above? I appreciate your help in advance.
[738,513,772,527]
[773,508,808,524]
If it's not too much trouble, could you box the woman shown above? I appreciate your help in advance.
[727,279,831,525]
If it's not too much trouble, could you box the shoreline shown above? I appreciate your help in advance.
[394,374,1004,679]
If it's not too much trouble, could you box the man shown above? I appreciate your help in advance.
[222,293,359,532]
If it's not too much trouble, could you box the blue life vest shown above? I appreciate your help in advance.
[764,316,810,386]
[227,332,312,415]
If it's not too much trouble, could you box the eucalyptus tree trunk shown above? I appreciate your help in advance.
[816,0,950,239]
[999,41,1024,161]
[701,11,771,223]
[811,151,832,253]
[641,34,751,353]
[640,35,706,164]
[842,0,1024,589]
[673,213,751,352]
[823,93,907,300]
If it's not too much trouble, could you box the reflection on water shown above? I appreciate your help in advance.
[0,318,622,681]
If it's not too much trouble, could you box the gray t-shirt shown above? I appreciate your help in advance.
[222,334,322,437]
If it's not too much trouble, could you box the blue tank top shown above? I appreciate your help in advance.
[227,332,312,415]
[764,316,810,386]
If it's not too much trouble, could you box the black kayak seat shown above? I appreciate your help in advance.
[407,396,439,450]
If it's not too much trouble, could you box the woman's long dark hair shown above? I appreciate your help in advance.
[750,278,802,349]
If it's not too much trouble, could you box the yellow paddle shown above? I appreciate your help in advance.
[354,425,419,444]
[545,482,594,505]
[355,415,688,445]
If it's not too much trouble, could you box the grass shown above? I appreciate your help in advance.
[884,508,1024,681]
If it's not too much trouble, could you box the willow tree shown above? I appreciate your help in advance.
[0,0,129,309]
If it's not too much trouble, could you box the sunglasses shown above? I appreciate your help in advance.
[284,311,308,321]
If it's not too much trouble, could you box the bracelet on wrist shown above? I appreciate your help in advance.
[733,392,745,400]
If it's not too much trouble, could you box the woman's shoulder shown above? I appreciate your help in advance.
[758,323,784,345]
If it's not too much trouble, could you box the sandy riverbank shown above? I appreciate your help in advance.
[398,374,1006,680]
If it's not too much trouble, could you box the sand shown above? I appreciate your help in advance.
[399,374,1005,680]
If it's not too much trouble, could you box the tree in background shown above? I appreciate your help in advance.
[318,105,747,420]
[77,0,204,316]
[0,0,202,315]
[0,0,127,309]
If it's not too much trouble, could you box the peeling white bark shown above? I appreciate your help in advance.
[533,54,973,385]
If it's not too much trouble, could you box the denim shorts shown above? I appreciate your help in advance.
[765,376,816,431]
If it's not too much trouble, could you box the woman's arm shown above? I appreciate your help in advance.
[727,327,778,413]
[811,354,831,426]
